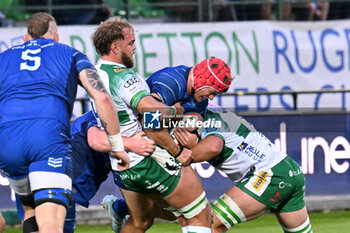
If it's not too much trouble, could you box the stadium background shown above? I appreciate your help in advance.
[0,0,350,229]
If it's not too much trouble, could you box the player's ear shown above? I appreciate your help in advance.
[53,33,59,42]
[23,33,32,42]
[111,41,120,55]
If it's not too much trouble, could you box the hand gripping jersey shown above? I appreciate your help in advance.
[202,108,287,182]
[95,59,151,170]
[0,38,94,127]
[146,65,208,116]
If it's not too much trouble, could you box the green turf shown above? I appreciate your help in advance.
[3,210,350,232]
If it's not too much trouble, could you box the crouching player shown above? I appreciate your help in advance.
[174,107,313,233]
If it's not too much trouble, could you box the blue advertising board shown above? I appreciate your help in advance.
[1,113,349,209]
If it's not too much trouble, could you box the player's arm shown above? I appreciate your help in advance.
[175,128,224,162]
[191,136,224,162]
[88,126,155,156]
[137,96,193,165]
[79,68,129,169]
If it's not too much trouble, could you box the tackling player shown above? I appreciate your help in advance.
[91,16,231,233]
[174,106,313,233]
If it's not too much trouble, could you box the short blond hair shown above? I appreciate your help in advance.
[92,16,133,56]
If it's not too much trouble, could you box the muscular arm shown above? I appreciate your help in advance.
[190,136,224,163]
[79,68,120,136]
[79,68,129,169]
[88,126,155,156]
[137,96,181,156]
[175,128,224,163]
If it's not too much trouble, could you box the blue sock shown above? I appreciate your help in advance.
[64,203,76,233]
[112,198,129,218]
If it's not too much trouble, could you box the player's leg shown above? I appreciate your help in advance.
[275,158,312,233]
[120,189,160,233]
[163,165,212,233]
[276,207,312,233]
[211,186,268,233]
[117,154,211,232]
[28,119,73,233]
[0,211,5,233]
[63,202,76,233]
[14,191,38,233]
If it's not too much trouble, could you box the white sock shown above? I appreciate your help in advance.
[187,225,211,233]
[182,226,189,233]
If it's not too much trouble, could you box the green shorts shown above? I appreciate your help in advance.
[236,156,306,213]
[118,154,181,197]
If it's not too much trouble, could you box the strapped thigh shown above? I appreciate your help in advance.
[212,193,246,229]
[282,217,312,233]
[167,191,208,219]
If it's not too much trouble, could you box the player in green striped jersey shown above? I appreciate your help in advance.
[175,106,313,233]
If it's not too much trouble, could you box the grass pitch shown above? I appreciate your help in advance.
[3,210,350,232]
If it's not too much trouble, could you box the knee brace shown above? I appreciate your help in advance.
[212,193,246,229]
[168,191,209,219]
[282,217,312,233]
[33,188,72,209]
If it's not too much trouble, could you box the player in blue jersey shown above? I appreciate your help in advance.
[66,111,154,233]
[146,57,232,117]
[0,12,127,233]
[13,110,154,233]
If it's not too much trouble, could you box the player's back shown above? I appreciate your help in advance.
[0,38,81,126]
[146,65,190,105]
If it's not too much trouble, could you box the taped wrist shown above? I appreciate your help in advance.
[174,145,184,159]
[108,133,124,152]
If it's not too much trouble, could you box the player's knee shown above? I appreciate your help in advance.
[281,217,312,233]
[23,216,39,233]
[129,216,154,230]
[212,193,246,230]
[33,188,72,209]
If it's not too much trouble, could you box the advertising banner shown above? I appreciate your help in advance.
[1,20,350,112]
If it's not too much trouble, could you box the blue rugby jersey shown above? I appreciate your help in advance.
[0,38,95,126]
[146,65,208,116]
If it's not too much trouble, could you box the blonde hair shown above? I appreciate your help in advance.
[92,16,133,56]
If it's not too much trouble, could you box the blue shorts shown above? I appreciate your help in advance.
[0,118,72,194]
[72,150,110,208]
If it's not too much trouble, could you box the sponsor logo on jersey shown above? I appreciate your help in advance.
[113,68,126,73]
[237,142,248,151]
[253,171,269,191]
[124,77,140,88]
[47,157,63,168]
[269,191,281,203]
[143,111,161,129]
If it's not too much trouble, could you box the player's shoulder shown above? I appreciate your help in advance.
[98,63,140,85]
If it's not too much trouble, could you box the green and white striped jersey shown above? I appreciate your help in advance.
[95,59,151,170]
[202,108,286,182]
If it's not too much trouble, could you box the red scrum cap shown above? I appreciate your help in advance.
[192,57,233,93]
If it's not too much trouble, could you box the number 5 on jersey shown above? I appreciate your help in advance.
[20,48,41,71]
